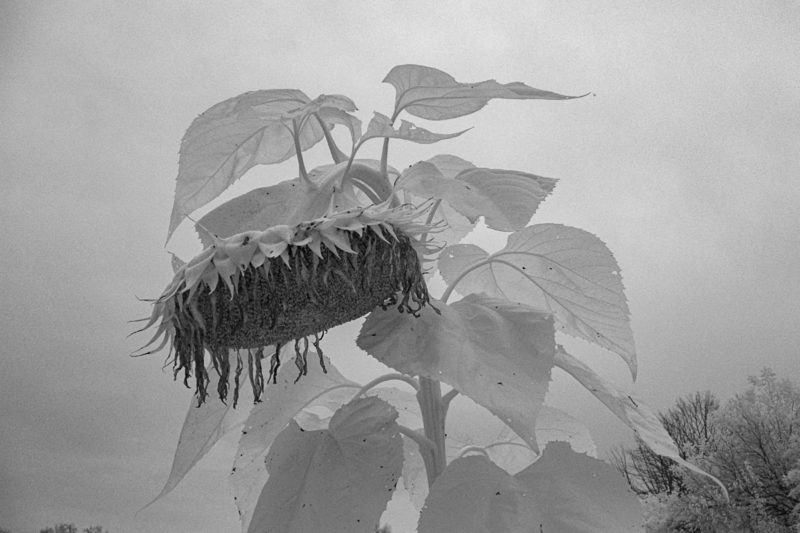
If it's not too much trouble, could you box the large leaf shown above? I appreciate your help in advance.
[403,402,597,511]
[144,353,250,508]
[361,112,468,145]
[231,355,359,533]
[195,159,394,247]
[396,161,556,232]
[417,456,540,533]
[554,347,728,498]
[358,294,555,452]
[439,224,637,378]
[384,64,581,121]
[515,441,643,532]
[167,91,358,240]
[248,397,403,533]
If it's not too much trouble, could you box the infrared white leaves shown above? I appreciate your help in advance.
[417,444,642,533]
[402,401,598,511]
[439,224,637,378]
[417,456,540,533]
[395,161,556,232]
[231,356,359,533]
[195,160,393,246]
[358,294,555,452]
[554,347,728,498]
[167,90,357,240]
[385,64,582,121]
[361,112,468,145]
[144,356,250,509]
[247,397,403,533]
[514,442,643,532]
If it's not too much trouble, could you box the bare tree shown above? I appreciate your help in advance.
[613,370,800,531]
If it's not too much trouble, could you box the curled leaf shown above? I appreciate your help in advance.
[554,347,728,499]
[361,112,468,145]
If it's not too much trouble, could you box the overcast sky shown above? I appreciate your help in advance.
[2,1,799,532]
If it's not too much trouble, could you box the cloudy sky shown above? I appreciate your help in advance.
[2,1,798,532]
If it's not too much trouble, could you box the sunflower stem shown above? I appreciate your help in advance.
[417,376,447,486]
[314,112,347,163]
[398,425,436,454]
[292,118,311,186]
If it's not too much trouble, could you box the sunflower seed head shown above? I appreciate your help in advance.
[136,204,437,405]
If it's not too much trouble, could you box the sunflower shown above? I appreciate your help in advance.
[136,203,437,406]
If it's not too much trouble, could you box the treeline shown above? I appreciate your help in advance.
[611,368,800,532]
[0,525,105,533]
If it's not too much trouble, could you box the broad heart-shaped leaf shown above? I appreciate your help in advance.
[384,64,582,121]
[515,441,643,532]
[248,397,403,533]
[439,224,637,378]
[195,160,393,247]
[417,455,542,533]
[361,112,468,145]
[231,355,359,533]
[144,352,251,508]
[554,347,729,499]
[358,294,555,453]
[167,91,357,241]
[396,161,557,232]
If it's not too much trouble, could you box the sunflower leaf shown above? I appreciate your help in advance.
[396,161,557,232]
[439,224,637,378]
[554,347,728,499]
[515,441,644,532]
[195,160,391,247]
[358,294,555,453]
[231,355,359,533]
[361,112,468,145]
[385,64,582,121]
[247,397,403,533]
[143,354,251,510]
[168,91,358,241]
[417,455,541,533]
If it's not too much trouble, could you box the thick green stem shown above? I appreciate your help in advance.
[417,377,447,486]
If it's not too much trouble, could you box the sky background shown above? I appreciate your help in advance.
[2,1,799,532]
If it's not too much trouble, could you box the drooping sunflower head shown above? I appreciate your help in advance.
[135,203,438,405]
